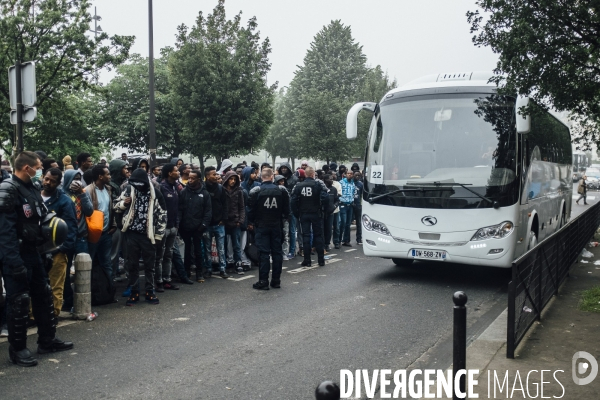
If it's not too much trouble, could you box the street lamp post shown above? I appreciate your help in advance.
[148,0,157,168]
[89,7,102,83]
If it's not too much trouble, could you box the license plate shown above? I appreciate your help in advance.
[411,249,447,260]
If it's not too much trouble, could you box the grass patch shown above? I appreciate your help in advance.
[579,286,600,313]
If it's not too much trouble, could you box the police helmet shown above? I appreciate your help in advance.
[37,212,68,254]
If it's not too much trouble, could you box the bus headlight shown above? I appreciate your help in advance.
[471,221,514,241]
[362,214,391,236]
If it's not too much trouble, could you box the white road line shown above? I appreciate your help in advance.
[344,249,357,252]
[287,259,341,274]
[227,275,255,282]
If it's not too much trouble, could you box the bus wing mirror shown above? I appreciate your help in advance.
[346,102,376,139]
[516,96,531,134]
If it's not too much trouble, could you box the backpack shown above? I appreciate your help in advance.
[91,257,116,305]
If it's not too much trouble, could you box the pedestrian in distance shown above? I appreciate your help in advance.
[353,171,364,245]
[322,174,340,252]
[0,151,74,367]
[291,167,329,267]
[248,168,290,290]
[576,175,588,205]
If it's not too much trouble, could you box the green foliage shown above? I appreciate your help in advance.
[283,20,395,163]
[288,20,367,162]
[263,88,300,162]
[579,285,600,313]
[99,49,184,157]
[0,0,134,154]
[467,0,600,146]
[170,0,275,163]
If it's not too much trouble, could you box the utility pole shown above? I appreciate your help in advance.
[148,0,157,168]
[15,61,23,153]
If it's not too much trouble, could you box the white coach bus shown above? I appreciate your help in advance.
[346,72,573,268]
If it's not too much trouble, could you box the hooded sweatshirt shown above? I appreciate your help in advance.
[63,170,94,238]
[223,170,245,228]
[115,169,166,244]
[241,166,260,195]
[351,162,361,173]
[108,159,128,199]
[277,162,298,194]
[205,179,227,226]
[218,159,234,176]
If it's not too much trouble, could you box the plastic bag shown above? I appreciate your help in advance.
[581,249,594,258]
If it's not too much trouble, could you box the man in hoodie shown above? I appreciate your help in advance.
[114,169,166,306]
[351,163,361,174]
[41,168,77,316]
[323,174,340,252]
[223,171,246,274]
[62,170,94,311]
[202,167,229,279]
[177,169,211,283]
[241,166,260,194]
[337,165,348,182]
[277,162,298,259]
[218,159,234,176]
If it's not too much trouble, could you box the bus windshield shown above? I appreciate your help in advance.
[365,93,519,209]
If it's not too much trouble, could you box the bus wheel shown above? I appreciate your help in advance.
[527,231,538,250]
[392,258,414,267]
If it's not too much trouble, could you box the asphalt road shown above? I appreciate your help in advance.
[0,189,593,400]
[1,232,513,400]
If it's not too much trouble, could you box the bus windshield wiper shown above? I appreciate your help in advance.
[407,181,498,208]
[366,185,452,204]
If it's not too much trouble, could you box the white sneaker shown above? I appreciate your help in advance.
[283,255,289,261]
[0,326,8,337]
[70,266,75,275]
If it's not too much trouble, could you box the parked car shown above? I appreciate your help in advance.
[585,167,600,190]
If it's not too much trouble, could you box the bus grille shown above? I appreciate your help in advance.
[392,237,468,247]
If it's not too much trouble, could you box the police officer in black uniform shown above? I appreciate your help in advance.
[0,151,73,367]
[248,168,290,290]
[291,166,329,267]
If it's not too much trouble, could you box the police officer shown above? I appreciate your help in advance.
[0,151,73,367]
[291,166,329,267]
[248,168,290,290]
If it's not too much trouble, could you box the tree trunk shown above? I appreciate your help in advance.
[271,154,276,169]
[291,158,295,170]
[198,154,205,178]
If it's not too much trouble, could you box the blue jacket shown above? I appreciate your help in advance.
[63,169,94,238]
[160,179,180,229]
[340,177,356,204]
[43,188,77,253]
[241,166,260,195]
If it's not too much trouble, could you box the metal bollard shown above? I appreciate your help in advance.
[453,291,468,400]
[315,381,340,400]
[73,253,92,320]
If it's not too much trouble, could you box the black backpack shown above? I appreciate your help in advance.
[91,258,116,305]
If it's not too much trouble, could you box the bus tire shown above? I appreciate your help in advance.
[392,258,414,267]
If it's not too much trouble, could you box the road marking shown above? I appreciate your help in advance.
[344,249,357,252]
[287,259,341,274]
[227,275,255,282]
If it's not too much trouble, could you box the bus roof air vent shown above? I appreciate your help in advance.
[437,72,473,82]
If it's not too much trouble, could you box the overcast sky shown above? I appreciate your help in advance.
[95,0,498,88]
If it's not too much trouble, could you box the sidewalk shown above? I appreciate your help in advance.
[472,243,600,399]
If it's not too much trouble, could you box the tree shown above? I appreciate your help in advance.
[25,90,111,160]
[467,0,600,146]
[170,0,275,165]
[99,49,184,157]
[288,20,368,163]
[263,88,301,166]
[0,0,134,154]
[352,65,397,157]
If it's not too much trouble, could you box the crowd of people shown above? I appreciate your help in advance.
[0,150,364,366]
